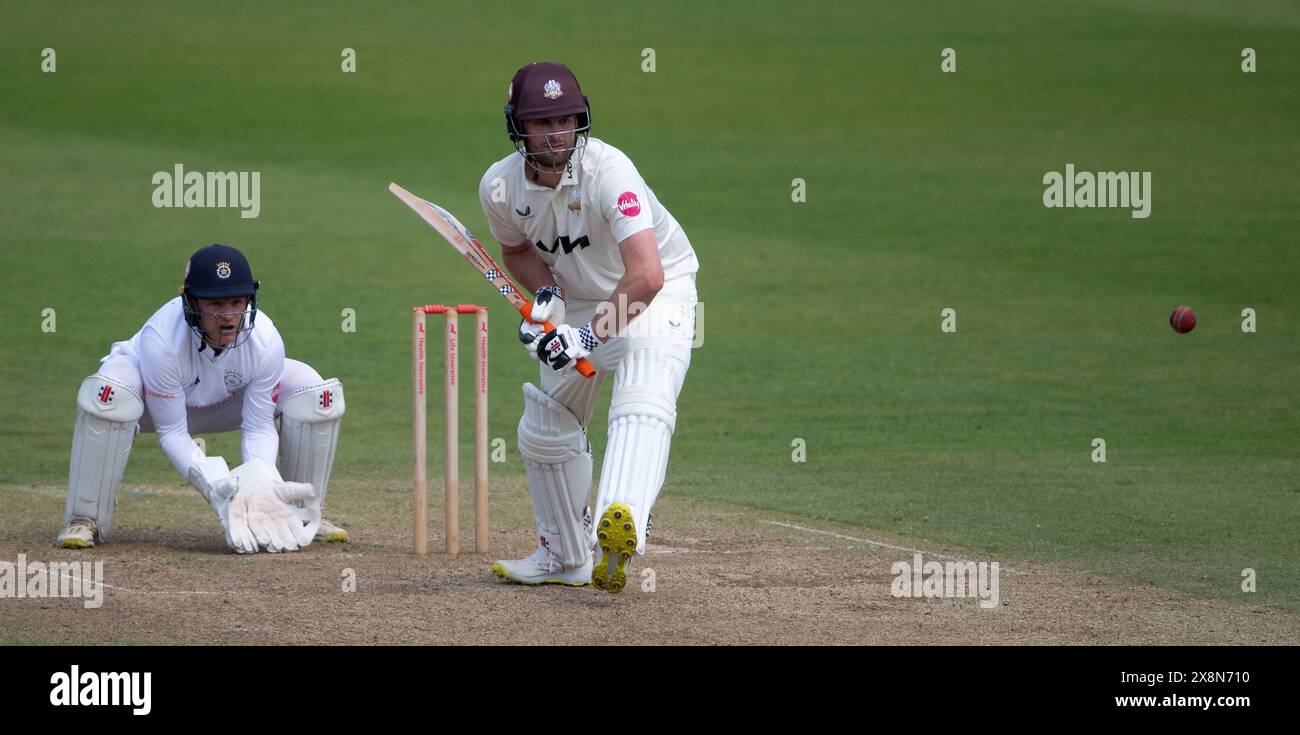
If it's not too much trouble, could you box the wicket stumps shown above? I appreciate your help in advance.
[412,304,489,555]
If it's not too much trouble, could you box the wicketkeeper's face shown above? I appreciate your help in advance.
[521,115,577,170]
[195,296,250,347]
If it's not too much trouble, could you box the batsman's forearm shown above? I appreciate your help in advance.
[592,272,663,341]
[503,249,557,296]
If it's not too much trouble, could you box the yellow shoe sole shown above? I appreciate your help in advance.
[316,530,349,543]
[490,561,590,587]
[59,537,93,549]
[592,503,636,594]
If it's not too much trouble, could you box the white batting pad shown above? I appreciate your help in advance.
[592,348,684,554]
[277,379,344,508]
[517,383,594,567]
[65,375,144,539]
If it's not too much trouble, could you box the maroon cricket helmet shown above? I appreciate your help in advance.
[503,61,591,141]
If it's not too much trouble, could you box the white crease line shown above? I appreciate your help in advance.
[51,572,112,592]
[55,572,250,596]
[763,521,1028,575]
[646,547,808,555]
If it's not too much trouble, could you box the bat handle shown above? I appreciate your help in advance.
[519,302,597,379]
[538,318,597,379]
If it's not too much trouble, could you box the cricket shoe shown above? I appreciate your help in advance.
[491,545,591,586]
[592,502,637,594]
[57,516,97,549]
[314,517,349,543]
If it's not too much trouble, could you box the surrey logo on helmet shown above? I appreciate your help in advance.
[503,62,592,171]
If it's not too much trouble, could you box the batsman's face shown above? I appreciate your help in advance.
[195,296,250,347]
[521,115,577,169]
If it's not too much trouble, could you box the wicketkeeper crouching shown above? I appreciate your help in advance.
[57,244,348,553]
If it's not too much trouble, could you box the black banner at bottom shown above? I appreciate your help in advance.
[0,645,1287,720]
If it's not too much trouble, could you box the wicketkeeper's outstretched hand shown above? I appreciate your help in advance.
[226,459,321,553]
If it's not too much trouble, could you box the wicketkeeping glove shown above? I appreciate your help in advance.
[242,481,317,553]
[187,455,257,554]
[228,459,319,553]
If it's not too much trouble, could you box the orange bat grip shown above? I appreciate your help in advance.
[517,301,596,378]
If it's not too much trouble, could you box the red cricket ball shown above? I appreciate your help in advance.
[1170,305,1196,333]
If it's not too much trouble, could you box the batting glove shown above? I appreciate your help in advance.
[535,322,599,373]
[529,285,566,326]
[518,318,545,360]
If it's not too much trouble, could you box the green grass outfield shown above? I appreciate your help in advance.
[2,1,1297,613]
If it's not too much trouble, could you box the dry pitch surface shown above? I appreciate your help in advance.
[2,479,1294,645]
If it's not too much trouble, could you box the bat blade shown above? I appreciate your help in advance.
[389,182,596,379]
[389,183,476,256]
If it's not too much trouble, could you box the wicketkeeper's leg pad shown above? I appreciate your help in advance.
[277,378,345,508]
[65,374,144,539]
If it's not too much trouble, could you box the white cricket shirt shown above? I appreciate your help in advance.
[104,297,285,477]
[478,137,699,302]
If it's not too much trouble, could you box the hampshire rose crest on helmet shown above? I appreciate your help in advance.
[180,243,260,350]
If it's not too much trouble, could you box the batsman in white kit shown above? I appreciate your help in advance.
[482,62,699,593]
[56,244,349,553]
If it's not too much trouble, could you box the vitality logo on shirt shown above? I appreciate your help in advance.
[535,235,591,255]
[617,192,641,218]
